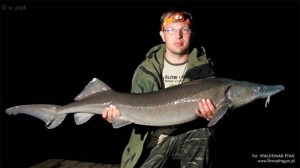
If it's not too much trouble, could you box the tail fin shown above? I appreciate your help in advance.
[5,104,66,129]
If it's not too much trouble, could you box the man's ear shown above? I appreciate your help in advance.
[159,31,165,42]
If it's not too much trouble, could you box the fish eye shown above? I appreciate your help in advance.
[259,86,263,92]
[254,86,263,93]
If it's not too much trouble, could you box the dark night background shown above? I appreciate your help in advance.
[1,0,299,167]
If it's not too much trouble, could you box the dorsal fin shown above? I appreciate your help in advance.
[74,78,112,101]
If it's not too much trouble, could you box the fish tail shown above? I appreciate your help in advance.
[5,104,66,129]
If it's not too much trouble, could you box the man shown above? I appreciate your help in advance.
[103,10,216,168]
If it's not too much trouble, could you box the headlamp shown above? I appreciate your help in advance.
[162,12,191,30]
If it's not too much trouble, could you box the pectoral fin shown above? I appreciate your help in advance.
[208,103,230,127]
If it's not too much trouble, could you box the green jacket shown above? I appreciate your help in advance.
[121,44,215,168]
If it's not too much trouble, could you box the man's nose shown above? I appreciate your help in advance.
[174,30,183,38]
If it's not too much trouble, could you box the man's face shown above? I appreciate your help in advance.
[160,21,192,56]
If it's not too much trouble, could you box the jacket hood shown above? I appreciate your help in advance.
[145,44,166,59]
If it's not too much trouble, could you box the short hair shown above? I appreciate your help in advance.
[160,10,193,30]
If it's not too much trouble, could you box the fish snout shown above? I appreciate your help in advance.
[260,84,285,97]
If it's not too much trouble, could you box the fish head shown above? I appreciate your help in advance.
[225,81,284,109]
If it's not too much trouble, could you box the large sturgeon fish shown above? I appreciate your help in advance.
[5,78,284,129]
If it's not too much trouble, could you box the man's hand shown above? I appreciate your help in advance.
[102,105,120,123]
[195,99,216,121]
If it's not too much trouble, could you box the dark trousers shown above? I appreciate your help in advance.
[140,128,213,168]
